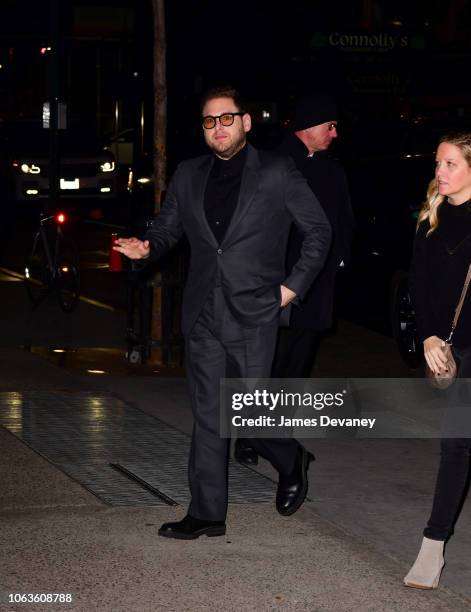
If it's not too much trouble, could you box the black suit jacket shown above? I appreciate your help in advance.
[144,144,331,335]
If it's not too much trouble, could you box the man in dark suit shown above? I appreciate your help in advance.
[114,86,331,539]
[235,94,354,467]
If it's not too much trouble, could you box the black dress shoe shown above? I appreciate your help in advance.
[276,446,315,516]
[158,514,226,540]
[234,438,259,466]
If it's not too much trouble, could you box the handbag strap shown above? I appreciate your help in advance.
[447,263,471,343]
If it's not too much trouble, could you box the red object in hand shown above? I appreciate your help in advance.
[109,233,124,272]
[56,212,66,224]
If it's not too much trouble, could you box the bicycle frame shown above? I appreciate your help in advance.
[25,210,80,312]
[36,213,62,281]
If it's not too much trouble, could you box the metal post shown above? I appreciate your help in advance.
[48,0,60,213]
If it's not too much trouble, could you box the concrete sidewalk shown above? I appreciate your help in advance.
[1,340,470,612]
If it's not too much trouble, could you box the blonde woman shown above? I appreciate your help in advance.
[405,132,471,589]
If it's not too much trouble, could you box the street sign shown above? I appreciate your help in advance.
[42,101,67,129]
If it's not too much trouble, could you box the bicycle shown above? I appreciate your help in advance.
[24,210,80,313]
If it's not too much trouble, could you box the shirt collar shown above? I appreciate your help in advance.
[212,144,247,176]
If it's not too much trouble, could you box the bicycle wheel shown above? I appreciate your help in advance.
[25,233,50,306]
[55,232,80,313]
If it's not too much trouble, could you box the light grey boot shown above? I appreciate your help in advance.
[404,537,445,589]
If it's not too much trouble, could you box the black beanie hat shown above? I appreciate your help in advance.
[291,94,338,131]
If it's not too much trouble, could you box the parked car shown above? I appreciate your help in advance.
[104,128,134,166]
[0,122,118,204]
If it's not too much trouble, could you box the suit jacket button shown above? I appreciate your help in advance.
[217,248,223,255]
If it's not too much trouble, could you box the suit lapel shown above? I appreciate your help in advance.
[221,144,260,247]
[192,155,218,246]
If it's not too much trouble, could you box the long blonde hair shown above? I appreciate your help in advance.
[417,131,471,236]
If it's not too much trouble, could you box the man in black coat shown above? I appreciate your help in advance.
[235,94,354,466]
[115,86,331,539]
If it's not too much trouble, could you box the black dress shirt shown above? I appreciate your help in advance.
[204,145,247,244]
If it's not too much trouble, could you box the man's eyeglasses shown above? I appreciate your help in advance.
[327,122,338,131]
[202,112,245,130]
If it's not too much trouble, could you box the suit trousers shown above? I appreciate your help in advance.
[185,287,300,521]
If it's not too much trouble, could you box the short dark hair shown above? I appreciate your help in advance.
[200,85,246,114]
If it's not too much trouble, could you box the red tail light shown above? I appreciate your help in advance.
[56,212,66,224]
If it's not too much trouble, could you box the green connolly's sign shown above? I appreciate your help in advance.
[311,32,426,52]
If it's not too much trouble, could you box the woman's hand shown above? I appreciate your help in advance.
[423,335,449,375]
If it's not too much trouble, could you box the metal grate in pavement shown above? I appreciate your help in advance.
[60,462,168,506]
[111,459,277,506]
[0,391,276,506]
